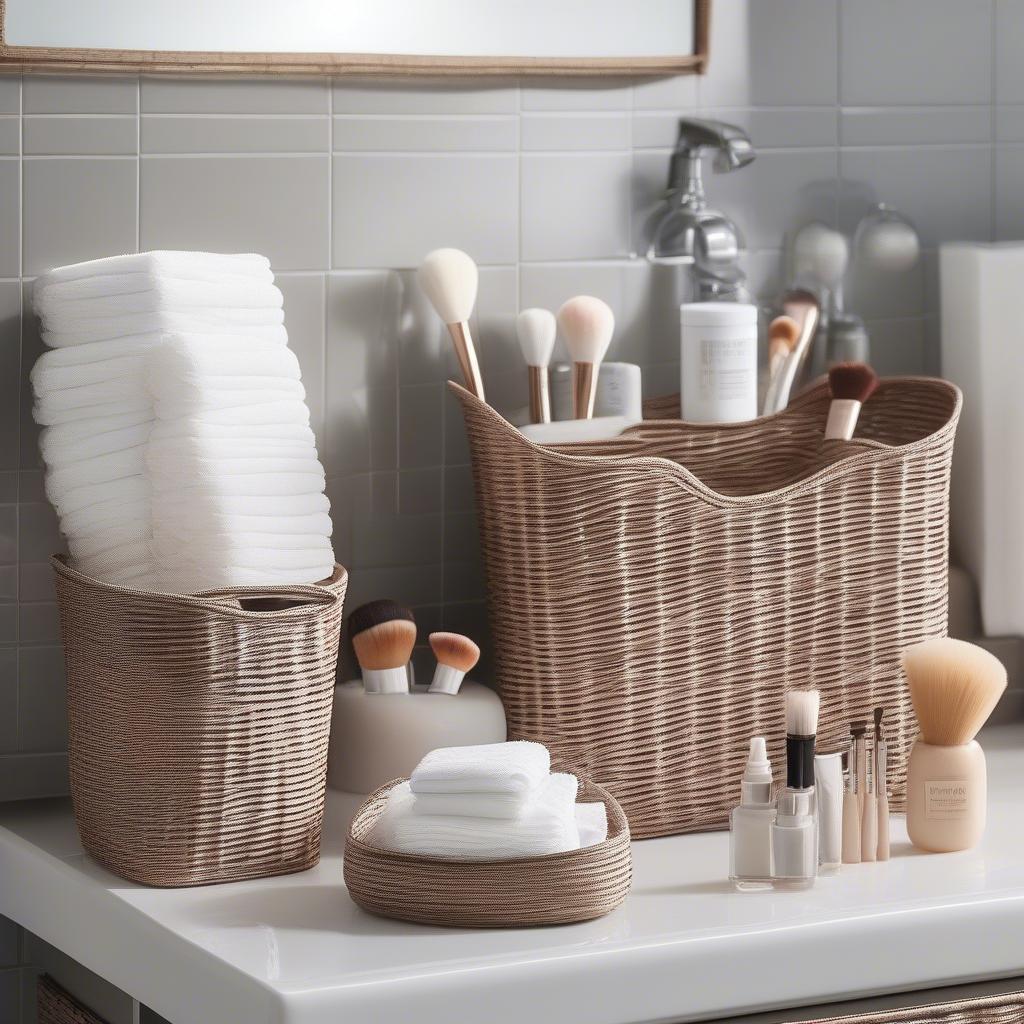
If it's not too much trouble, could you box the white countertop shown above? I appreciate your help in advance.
[3,725,1024,1024]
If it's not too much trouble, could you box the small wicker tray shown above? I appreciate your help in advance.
[344,778,632,928]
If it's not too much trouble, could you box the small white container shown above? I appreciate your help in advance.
[680,302,758,423]
[550,362,642,422]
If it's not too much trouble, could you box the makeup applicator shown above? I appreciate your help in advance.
[516,308,556,425]
[348,599,416,695]
[824,361,879,441]
[763,291,820,414]
[902,637,1007,852]
[557,296,615,419]
[874,707,890,861]
[427,632,481,696]
[417,248,485,401]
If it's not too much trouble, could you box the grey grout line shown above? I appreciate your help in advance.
[135,77,141,252]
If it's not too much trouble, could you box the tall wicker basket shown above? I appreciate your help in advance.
[453,377,961,839]
[53,556,347,887]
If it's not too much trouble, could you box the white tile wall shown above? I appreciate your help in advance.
[0,0,1017,797]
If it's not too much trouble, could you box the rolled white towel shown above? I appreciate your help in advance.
[156,491,330,517]
[153,511,333,537]
[51,476,149,517]
[410,741,552,799]
[31,352,145,392]
[370,773,581,860]
[35,280,283,319]
[45,448,145,502]
[149,470,325,498]
[40,416,152,465]
[60,497,151,537]
[33,251,273,290]
[575,801,609,849]
[33,393,151,426]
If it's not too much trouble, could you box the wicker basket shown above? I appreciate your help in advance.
[53,555,347,887]
[38,976,109,1024]
[787,990,1024,1023]
[344,777,632,927]
[453,376,961,839]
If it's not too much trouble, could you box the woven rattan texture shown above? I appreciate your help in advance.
[344,777,632,927]
[37,976,108,1024]
[454,377,961,839]
[53,556,347,887]
[791,990,1024,1023]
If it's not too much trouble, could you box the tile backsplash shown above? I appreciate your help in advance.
[0,0,1015,799]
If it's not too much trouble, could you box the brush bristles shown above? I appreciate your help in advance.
[417,248,478,324]
[352,619,417,671]
[557,296,614,365]
[768,315,801,359]
[902,637,1007,745]
[516,308,557,367]
[785,688,820,736]
[828,362,879,404]
[429,631,481,672]
[348,599,415,640]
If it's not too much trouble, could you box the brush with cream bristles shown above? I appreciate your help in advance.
[427,632,481,696]
[762,314,802,416]
[417,248,485,402]
[557,296,615,419]
[824,361,879,440]
[516,308,556,424]
[348,599,417,695]
[902,637,1007,852]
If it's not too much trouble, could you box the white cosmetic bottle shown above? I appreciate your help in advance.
[729,736,775,891]
[680,302,758,422]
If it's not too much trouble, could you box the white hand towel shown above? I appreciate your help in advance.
[52,476,149,517]
[159,564,334,593]
[149,471,325,498]
[411,791,537,820]
[31,352,145,392]
[66,522,150,561]
[33,270,278,309]
[150,380,307,420]
[44,448,146,503]
[153,511,333,537]
[40,417,152,465]
[147,341,302,382]
[409,741,552,798]
[33,251,273,290]
[159,400,312,428]
[60,498,151,538]
[33,394,151,426]
[147,419,316,445]
[156,492,330,517]
[35,280,284,319]
[370,774,581,860]
[575,801,609,849]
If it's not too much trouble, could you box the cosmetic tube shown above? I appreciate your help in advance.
[814,753,843,873]
[730,737,775,891]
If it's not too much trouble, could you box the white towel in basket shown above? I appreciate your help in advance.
[410,741,552,799]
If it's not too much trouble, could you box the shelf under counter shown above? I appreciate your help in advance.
[1,724,1023,1024]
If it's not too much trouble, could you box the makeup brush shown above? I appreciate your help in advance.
[824,361,879,441]
[557,296,615,419]
[860,731,877,863]
[902,637,1008,852]
[417,248,485,401]
[516,308,556,425]
[763,290,820,414]
[348,599,416,695]
[427,632,481,696]
[874,707,890,861]
[767,315,800,384]
[841,732,861,864]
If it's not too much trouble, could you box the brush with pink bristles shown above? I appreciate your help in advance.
[557,296,615,419]
[428,632,481,696]
[824,362,879,441]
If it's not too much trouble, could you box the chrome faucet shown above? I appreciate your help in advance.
[645,118,756,301]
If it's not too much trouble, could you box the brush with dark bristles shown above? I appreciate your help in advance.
[347,599,416,694]
[824,361,879,441]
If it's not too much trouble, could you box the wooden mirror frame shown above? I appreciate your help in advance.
[0,0,708,77]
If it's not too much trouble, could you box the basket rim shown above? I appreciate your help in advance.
[51,554,348,621]
[450,375,962,510]
[345,775,631,869]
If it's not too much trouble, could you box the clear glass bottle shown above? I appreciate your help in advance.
[729,737,775,891]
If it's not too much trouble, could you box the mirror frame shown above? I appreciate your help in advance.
[0,0,708,76]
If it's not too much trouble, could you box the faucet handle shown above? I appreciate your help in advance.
[675,118,755,170]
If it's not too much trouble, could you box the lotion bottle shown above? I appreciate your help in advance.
[680,302,758,422]
[729,736,775,891]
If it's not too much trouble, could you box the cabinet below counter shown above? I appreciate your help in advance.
[1,724,1024,1024]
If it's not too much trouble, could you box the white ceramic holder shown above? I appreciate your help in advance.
[327,679,507,795]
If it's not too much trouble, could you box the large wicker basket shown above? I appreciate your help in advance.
[453,376,961,839]
[344,777,631,927]
[53,555,347,887]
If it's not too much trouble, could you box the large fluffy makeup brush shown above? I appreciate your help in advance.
[427,631,481,696]
[902,637,1007,852]
[417,248,485,401]
[348,599,416,695]
[824,361,879,440]
[557,296,615,420]
[516,308,556,425]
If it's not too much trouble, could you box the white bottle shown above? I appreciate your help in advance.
[772,788,818,891]
[729,737,775,891]
[680,302,758,422]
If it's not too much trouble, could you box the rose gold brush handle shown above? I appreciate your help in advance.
[527,365,551,424]
[572,362,597,419]
[447,321,485,402]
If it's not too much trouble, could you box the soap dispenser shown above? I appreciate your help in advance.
[645,118,756,302]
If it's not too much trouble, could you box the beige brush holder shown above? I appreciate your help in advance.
[453,376,961,839]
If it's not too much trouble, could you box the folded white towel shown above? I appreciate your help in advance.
[158,400,312,428]
[156,492,330,517]
[40,417,151,466]
[150,381,307,420]
[411,791,536,820]
[66,521,150,560]
[35,280,284,319]
[370,773,581,860]
[409,741,552,798]
[33,251,273,290]
[153,511,333,537]
[31,352,145,393]
[147,419,316,445]
[52,476,149,517]
[44,448,145,503]
[575,801,609,849]
[159,564,334,593]
[149,470,325,498]
[33,393,151,426]
[60,498,151,538]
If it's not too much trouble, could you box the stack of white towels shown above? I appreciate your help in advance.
[369,741,608,859]
[30,251,334,593]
